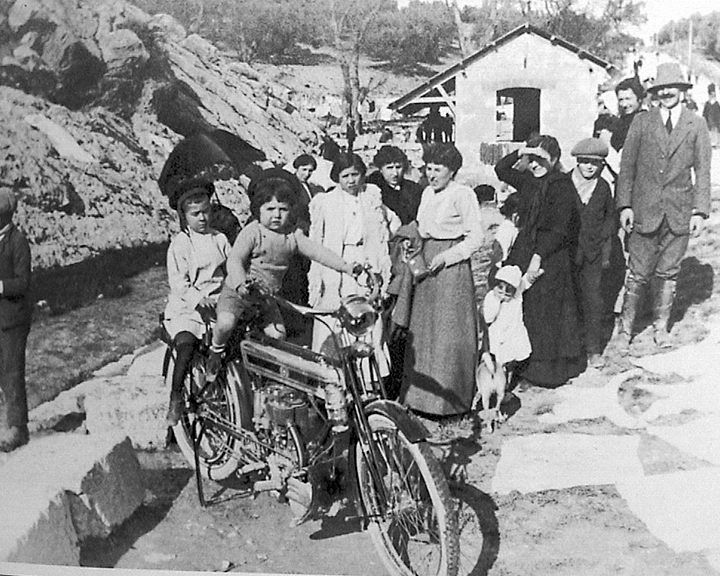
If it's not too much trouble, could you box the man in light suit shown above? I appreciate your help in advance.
[614,62,712,350]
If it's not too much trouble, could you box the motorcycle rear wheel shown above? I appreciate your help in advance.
[354,414,459,576]
[168,350,244,480]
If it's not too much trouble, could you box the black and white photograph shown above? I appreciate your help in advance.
[1,0,720,574]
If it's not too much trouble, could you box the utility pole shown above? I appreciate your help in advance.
[687,18,693,73]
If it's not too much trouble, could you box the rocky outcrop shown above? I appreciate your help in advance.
[29,344,169,451]
[0,434,145,565]
[0,0,323,270]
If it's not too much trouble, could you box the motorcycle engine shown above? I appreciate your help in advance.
[264,384,309,432]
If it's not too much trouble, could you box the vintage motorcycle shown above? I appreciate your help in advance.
[161,268,460,576]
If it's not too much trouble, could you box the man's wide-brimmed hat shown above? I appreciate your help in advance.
[648,62,692,92]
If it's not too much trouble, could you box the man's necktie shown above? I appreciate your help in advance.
[665,115,673,134]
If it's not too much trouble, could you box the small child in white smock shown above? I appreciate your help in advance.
[475,265,534,429]
[482,265,532,371]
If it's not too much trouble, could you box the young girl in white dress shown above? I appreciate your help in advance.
[164,186,231,425]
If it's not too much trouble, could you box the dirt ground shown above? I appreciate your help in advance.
[78,381,717,576]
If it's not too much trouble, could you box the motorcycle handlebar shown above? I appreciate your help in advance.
[275,264,382,317]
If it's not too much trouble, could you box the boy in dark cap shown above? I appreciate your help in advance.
[0,188,32,452]
[570,138,616,367]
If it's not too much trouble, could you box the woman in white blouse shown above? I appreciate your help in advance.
[308,153,400,372]
[400,143,485,417]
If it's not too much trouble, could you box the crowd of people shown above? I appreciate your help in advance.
[0,62,713,454]
[159,61,712,432]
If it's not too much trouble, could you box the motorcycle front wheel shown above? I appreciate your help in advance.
[167,350,245,480]
[354,414,459,576]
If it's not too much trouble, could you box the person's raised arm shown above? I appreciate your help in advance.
[495,149,527,191]
[296,231,355,275]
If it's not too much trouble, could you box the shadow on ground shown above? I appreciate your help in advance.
[451,481,500,576]
[80,465,193,568]
[673,255,715,324]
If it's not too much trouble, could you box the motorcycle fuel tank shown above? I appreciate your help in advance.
[240,337,343,398]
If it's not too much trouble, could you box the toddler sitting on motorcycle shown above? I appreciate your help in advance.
[207,170,359,381]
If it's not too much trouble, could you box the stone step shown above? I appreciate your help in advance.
[0,433,144,565]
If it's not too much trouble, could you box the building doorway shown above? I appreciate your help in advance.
[496,87,540,142]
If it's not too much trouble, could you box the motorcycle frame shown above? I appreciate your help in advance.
[175,295,429,516]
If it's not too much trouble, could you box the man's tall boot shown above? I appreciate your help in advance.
[614,277,643,353]
[652,278,676,349]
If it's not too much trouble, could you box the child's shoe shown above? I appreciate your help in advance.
[166,394,183,427]
[205,349,224,382]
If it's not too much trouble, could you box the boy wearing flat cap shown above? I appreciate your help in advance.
[615,62,712,350]
[0,188,32,452]
[570,138,616,367]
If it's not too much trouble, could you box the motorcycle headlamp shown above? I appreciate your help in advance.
[350,340,374,358]
[339,296,377,337]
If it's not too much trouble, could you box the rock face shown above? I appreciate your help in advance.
[0,0,322,270]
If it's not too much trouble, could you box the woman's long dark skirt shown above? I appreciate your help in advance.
[400,238,477,416]
[517,248,586,387]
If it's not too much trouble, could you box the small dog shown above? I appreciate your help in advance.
[472,351,508,433]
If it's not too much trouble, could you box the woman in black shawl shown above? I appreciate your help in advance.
[495,135,585,387]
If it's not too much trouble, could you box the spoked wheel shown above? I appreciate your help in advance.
[167,351,244,480]
[354,414,460,576]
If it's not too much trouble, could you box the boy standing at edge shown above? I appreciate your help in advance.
[0,188,32,452]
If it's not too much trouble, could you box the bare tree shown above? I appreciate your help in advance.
[328,0,391,139]
[446,0,474,58]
